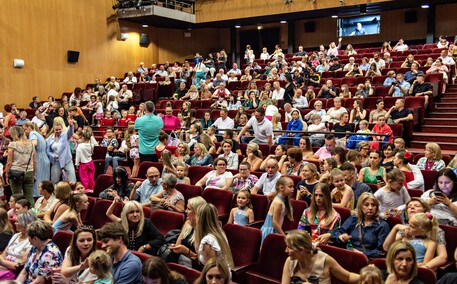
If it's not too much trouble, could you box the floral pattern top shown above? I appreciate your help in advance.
[24,241,63,284]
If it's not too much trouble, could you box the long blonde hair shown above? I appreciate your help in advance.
[181,197,207,244]
[355,192,380,226]
[194,204,234,268]
[121,201,145,237]
[47,117,67,138]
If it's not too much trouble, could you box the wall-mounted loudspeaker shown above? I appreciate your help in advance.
[140,33,150,46]
[304,22,315,33]
[67,50,80,63]
[405,11,417,23]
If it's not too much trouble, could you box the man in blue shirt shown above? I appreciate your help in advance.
[388,73,410,97]
[134,101,163,162]
[98,222,142,284]
[129,166,163,205]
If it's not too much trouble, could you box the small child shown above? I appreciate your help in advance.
[89,250,113,284]
[175,162,190,185]
[400,212,438,265]
[94,97,104,126]
[118,110,128,127]
[330,169,355,209]
[68,106,85,130]
[125,126,139,177]
[319,157,338,185]
[7,194,26,223]
[76,129,95,190]
[52,192,88,235]
[228,190,254,226]
[126,106,137,124]
[359,266,383,284]
[374,168,411,217]
[71,181,92,194]
[260,176,294,243]
[101,111,114,127]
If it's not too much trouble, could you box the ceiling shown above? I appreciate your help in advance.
[120,0,457,29]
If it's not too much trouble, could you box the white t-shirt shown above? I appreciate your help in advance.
[213,117,235,134]
[255,172,282,195]
[198,234,231,269]
[272,88,285,100]
[246,116,273,143]
[204,170,233,189]
[421,190,457,226]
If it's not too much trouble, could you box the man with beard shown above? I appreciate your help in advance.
[98,222,142,284]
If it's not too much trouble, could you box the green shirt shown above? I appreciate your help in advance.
[134,113,163,155]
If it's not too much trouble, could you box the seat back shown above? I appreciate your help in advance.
[223,224,261,282]
[89,199,122,229]
[175,184,202,206]
[53,231,74,256]
[251,194,270,222]
[80,196,96,222]
[131,250,152,262]
[407,188,423,198]
[149,209,184,236]
[201,188,234,222]
[137,162,164,178]
[440,225,457,264]
[282,199,308,232]
[421,170,437,191]
[92,174,114,197]
[93,146,108,160]
[248,233,288,282]
[188,166,213,185]
[167,263,201,283]
[333,205,352,224]
[320,244,369,284]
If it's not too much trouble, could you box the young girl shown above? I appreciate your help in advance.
[319,157,338,185]
[7,194,26,224]
[227,190,254,226]
[400,212,438,265]
[187,84,199,100]
[125,125,139,177]
[52,192,89,235]
[126,106,137,124]
[330,169,354,209]
[93,96,104,126]
[117,110,128,127]
[175,162,190,185]
[206,126,218,144]
[359,266,383,284]
[100,111,114,127]
[75,129,95,190]
[15,199,31,214]
[374,168,410,217]
[88,250,113,284]
[260,176,294,243]
[296,163,320,204]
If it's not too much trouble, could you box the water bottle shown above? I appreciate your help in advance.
[346,239,354,251]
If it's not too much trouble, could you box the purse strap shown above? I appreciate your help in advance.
[358,224,366,252]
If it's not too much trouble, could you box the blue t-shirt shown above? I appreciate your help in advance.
[134,113,163,155]
[112,250,142,284]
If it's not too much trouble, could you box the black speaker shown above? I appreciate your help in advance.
[405,11,417,23]
[140,33,150,46]
[67,50,80,63]
[304,22,315,33]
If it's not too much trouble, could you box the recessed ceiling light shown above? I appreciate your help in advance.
[280,20,287,24]
[235,25,241,29]
[421,4,429,8]
[142,24,148,27]
[257,25,264,30]
[331,15,338,18]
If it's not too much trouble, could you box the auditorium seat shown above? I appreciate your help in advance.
[167,263,201,283]
[92,174,114,197]
[245,233,288,284]
[89,199,122,229]
[175,184,202,206]
[282,199,308,232]
[201,188,233,223]
[137,161,164,178]
[150,209,184,236]
[188,166,212,185]
[333,205,351,224]
[223,224,262,283]
[53,231,73,255]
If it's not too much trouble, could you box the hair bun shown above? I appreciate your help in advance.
[403,152,412,161]
[425,212,433,220]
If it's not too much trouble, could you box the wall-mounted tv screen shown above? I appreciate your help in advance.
[338,14,381,37]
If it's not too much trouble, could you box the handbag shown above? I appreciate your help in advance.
[167,131,180,147]
[8,143,33,183]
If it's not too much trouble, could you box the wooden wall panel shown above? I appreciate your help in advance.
[294,9,428,49]
[195,0,392,23]
[435,3,457,37]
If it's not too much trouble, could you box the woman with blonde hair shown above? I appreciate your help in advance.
[281,230,360,284]
[416,142,446,171]
[23,121,50,197]
[119,201,165,255]
[385,241,421,284]
[331,192,389,258]
[271,112,283,143]
[6,126,36,205]
[194,203,234,269]
[242,143,263,171]
[194,257,231,284]
[186,143,213,167]
[199,133,216,154]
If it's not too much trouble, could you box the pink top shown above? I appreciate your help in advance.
[162,115,181,132]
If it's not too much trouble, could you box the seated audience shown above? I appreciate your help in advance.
[374,168,411,217]
[251,158,282,198]
[150,173,184,212]
[196,158,233,191]
[99,166,134,200]
[416,143,446,171]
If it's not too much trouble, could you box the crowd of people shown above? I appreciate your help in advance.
[0,36,456,283]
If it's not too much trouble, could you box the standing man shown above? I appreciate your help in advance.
[134,101,163,162]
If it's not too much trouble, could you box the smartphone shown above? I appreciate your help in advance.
[376,175,385,183]
[433,190,444,197]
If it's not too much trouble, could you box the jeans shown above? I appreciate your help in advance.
[51,161,76,184]
[104,155,126,173]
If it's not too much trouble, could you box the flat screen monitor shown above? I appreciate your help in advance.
[338,14,381,37]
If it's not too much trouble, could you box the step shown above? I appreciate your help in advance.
[441,94,457,98]
[411,141,457,151]
[421,125,457,133]
[423,118,457,126]
[440,98,457,103]
[429,107,457,112]
[435,103,457,108]
[412,132,457,143]
[429,112,457,118]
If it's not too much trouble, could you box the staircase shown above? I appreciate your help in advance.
[410,84,457,153]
